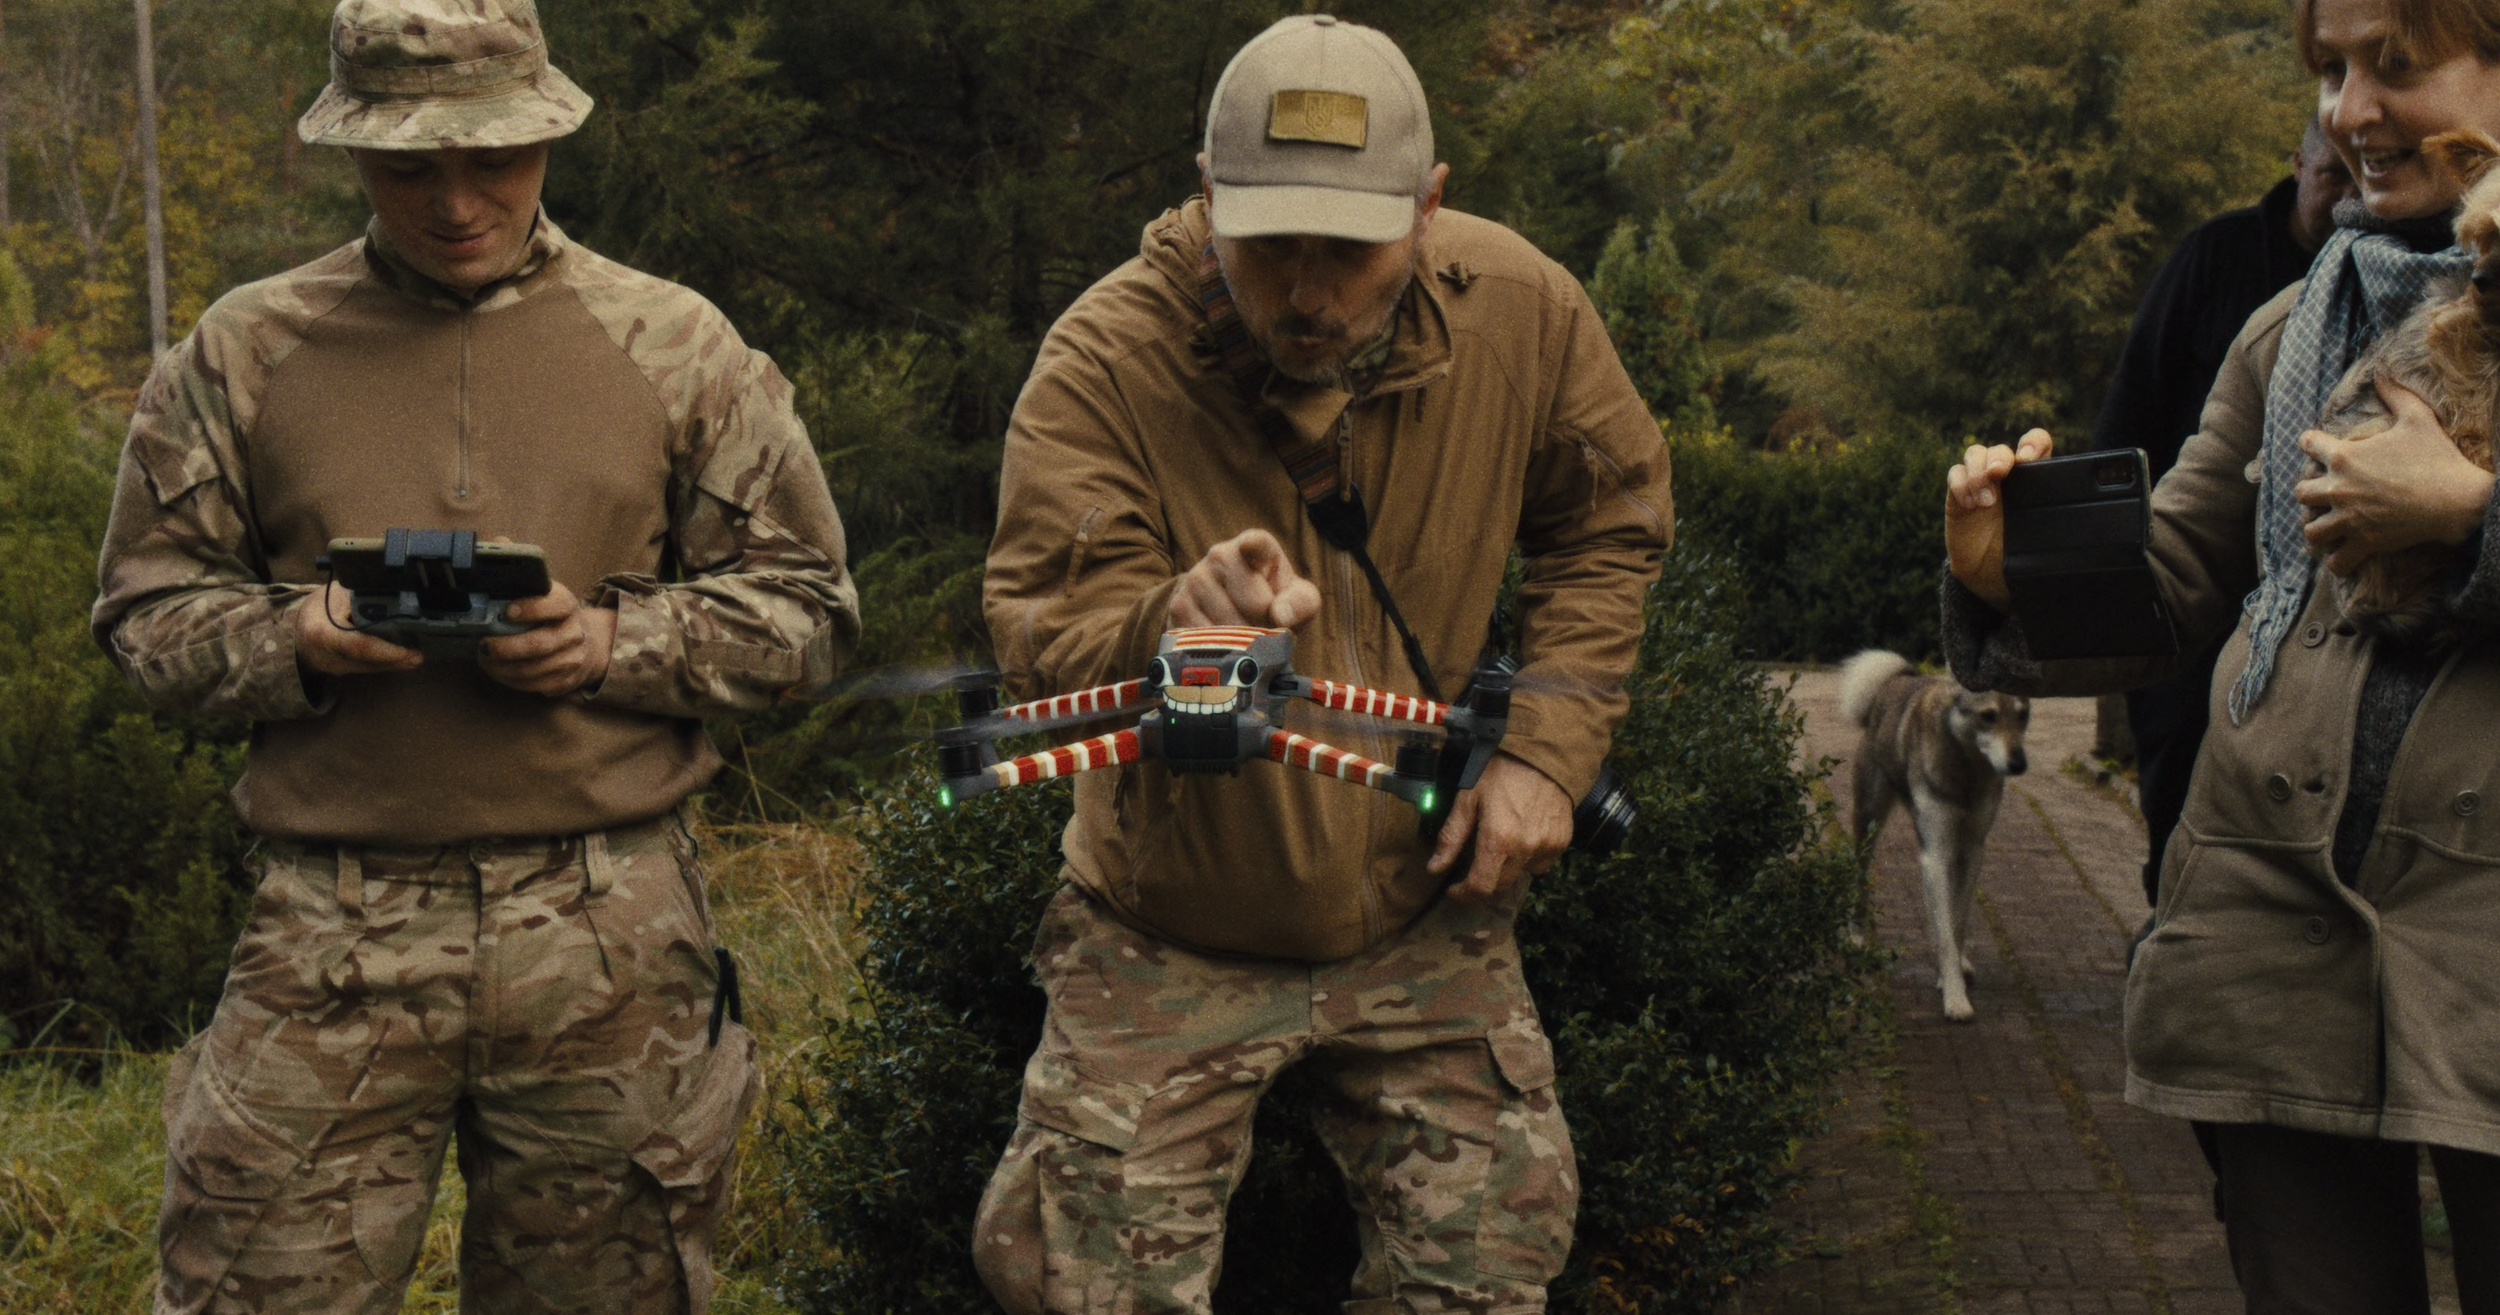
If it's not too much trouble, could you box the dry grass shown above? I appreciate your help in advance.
[0,817,866,1314]
[0,1052,167,1313]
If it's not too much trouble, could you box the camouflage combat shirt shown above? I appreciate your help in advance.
[92,213,859,844]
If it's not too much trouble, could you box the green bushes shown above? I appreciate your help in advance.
[0,260,253,1054]
[1666,426,1960,662]
[787,550,1876,1312]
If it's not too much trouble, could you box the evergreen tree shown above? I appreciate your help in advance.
[1589,211,1717,427]
[1702,0,2309,442]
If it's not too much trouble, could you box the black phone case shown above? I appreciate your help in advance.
[1998,450,2178,660]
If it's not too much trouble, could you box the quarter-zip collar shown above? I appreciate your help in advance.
[362,205,567,313]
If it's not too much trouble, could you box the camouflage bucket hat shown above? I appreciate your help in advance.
[296,0,592,150]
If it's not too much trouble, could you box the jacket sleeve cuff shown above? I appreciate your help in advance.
[1493,732,1591,810]
[119,590,334,721]
[262,595,337,719]
[578,587,670,709]
[1939,569,2040,692]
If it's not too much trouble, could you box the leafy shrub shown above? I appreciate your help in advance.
[714,533,991,821]
[0,261,253,1053]
[786,550,1876,1312]
[1666,426,1958,662]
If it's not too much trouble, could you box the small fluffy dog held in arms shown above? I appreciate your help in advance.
[1840,650,2030,1022]
[2310,128,2500,640]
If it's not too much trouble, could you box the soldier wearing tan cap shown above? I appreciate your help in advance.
[94,3,858,1311]
[973,15,1671,1313]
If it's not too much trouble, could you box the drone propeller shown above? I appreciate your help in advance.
[786,660,1007,704]
[940,703,1135,744]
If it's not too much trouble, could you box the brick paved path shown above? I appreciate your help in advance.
[1725,671,2457,1315]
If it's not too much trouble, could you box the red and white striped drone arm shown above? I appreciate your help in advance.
[1300,680,1449,727]
[995,679,1149,726]
[1264,727,1407,793]
[976,729,1143,793]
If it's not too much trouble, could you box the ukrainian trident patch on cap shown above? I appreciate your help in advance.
[1268,90,1368,148]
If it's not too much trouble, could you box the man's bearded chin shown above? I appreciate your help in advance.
[1261,315,1352,384]
[1258,271,1414,386]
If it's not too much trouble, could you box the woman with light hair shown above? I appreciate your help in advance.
[1944,0,2500,1307]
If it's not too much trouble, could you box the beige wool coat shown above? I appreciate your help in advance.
[1949,281,2500,1156]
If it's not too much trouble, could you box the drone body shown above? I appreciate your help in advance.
[936,626,1507,826]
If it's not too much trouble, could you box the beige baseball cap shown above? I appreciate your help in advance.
[296,0,592,151]
[1202,15,1435,243]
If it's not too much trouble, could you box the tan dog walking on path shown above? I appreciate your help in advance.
[1840,651,2031,1022]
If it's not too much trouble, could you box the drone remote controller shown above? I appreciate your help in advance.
[317,530,550,659]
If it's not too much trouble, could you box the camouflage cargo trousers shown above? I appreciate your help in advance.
[972,884,1577,1315]
[153,813,758,1315]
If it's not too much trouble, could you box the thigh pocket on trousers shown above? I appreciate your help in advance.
[1475,1021,1578,1284]
[158,1041,316,1314]
[627,1020,762,1311]
[1002,1050,1164,1314]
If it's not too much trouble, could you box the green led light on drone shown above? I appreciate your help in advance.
[1420,789,1436,813]
[938,785,955,810]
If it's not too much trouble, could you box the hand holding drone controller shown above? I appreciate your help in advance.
[297,579,426,677]
[297,577,614,694]
[304,530,615,696]
[480,583,615,696]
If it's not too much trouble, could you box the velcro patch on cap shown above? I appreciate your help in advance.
[1268,90,1368,148]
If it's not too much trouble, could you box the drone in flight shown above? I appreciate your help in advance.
[929,625,1510,830]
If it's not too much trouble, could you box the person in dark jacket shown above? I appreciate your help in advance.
[2089,122,2353,912]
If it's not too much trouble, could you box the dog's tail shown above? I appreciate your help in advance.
[1837,650,1914,730]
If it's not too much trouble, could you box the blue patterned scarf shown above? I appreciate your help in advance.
[2227,205,2465,724]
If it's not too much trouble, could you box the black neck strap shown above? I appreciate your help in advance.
[1197,245,1443,703]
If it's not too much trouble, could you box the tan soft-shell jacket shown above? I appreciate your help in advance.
[1953,281,2500,1156]
[985,199,1672,962]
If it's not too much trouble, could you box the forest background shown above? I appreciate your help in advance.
[0,0,2313,1308]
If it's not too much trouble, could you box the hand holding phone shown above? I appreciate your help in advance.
[1946,429,2057,609]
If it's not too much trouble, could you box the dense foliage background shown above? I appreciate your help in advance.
[794,552,1881,1312]
[0,0,2314,1303]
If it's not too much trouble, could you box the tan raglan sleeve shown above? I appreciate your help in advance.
[586,324,860,718]
[1505,272,1675,802]
[91,331,329,722]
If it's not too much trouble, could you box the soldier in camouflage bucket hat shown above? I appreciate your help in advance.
[296,0,592,151]
[95,3,859,1312]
